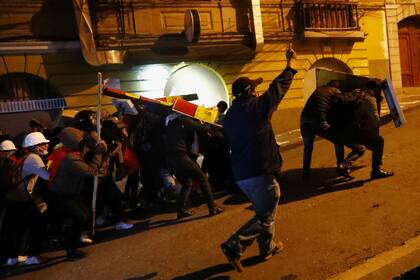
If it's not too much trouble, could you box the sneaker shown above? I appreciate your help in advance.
[115,221,134,230]
[209,205,224,216]
[95,215,107,226]
[6,257,18,266]
[23,256,40,266]
[220,242,243,272]
[80,233,93,244]
[261,241,284,261]
[177,209,195,219]
[66,248,86,261]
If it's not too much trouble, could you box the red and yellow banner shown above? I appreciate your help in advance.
[172,98,220,126]
[103,88,221,126]
[102,88,172,106]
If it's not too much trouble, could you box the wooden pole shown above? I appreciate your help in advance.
[92,72,103,236]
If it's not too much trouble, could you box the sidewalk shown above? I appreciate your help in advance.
[276,91,420,151]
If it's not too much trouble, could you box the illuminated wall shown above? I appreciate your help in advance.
[3,1,419,133]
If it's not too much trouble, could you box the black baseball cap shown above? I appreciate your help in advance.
[232,77,263,97]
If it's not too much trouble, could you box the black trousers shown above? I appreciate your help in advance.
[98,175,123,222]
[301,122,363,171]
[48,194,92,250]
[301,121,383,172]
[124,172,140,207]
[82,176,124,222]
[166,152,216,212]
[2,200,46,257]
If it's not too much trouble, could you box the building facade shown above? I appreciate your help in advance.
[0,0,419,136]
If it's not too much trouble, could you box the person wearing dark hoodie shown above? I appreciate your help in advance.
[48,127,107,260]
[164,113,224,219]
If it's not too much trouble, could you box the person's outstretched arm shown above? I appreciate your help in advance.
[259,43,298,115]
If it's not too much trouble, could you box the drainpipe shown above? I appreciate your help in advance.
[72,0,125,66]
[251,0,264,51]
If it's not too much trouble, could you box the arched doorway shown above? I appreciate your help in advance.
[398,16,420,87]
[164,64,229,108]
[309,58,353,74]
[303,58,353,101]
[0,73,65,139]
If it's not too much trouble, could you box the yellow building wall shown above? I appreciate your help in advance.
[359,10,391,79]
[0,37,371,133]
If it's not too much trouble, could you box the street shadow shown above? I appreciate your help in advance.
[279,166,369,204]
[93,214,213,245]
[172,254,273,280]
[125,272,158,280]
[221,165,369,206]
[0,256,68,279]
[394,264,420,279]
[222,193,249,206]
[172,263,233,280]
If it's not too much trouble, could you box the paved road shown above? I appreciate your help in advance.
[2,105,420,280]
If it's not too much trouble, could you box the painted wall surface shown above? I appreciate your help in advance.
[359,10,391,79]
[4,0,420,134]
[0,37,369,134]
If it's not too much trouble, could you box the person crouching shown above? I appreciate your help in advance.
[48,127,107,260]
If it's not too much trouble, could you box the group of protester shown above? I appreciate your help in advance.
[0,45,394,272]
[0,93,233,266]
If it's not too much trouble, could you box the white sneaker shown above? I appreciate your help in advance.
[18,255,28,263]
[115,221,133,230]
[6,257,18,266]
[95,215,107,226]
[80,233,93,244]
[23,256,40,266]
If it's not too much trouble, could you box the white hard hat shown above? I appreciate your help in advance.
[0,140,17,151]
[22,132,50,148]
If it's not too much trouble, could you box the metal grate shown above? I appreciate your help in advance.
[299,1,359,31]
[0,98,67,114]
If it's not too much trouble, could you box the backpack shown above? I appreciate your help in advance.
[0,154,31,195]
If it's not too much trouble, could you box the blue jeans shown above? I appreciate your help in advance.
[225,174,281,256]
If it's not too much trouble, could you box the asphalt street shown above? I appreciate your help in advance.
[2,102,420,280]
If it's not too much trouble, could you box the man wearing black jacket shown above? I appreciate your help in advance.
[300,81,366,178]
[164,113,224,219]
[220,45,297,272]
[300,80,393,180]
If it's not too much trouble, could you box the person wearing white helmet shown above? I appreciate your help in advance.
[0,139,17,152]
[1,132,50,266]
[22,131,50,156]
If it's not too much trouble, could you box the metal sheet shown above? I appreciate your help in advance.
[383,78,406,128]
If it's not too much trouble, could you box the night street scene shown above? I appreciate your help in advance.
[1,1,420,279]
